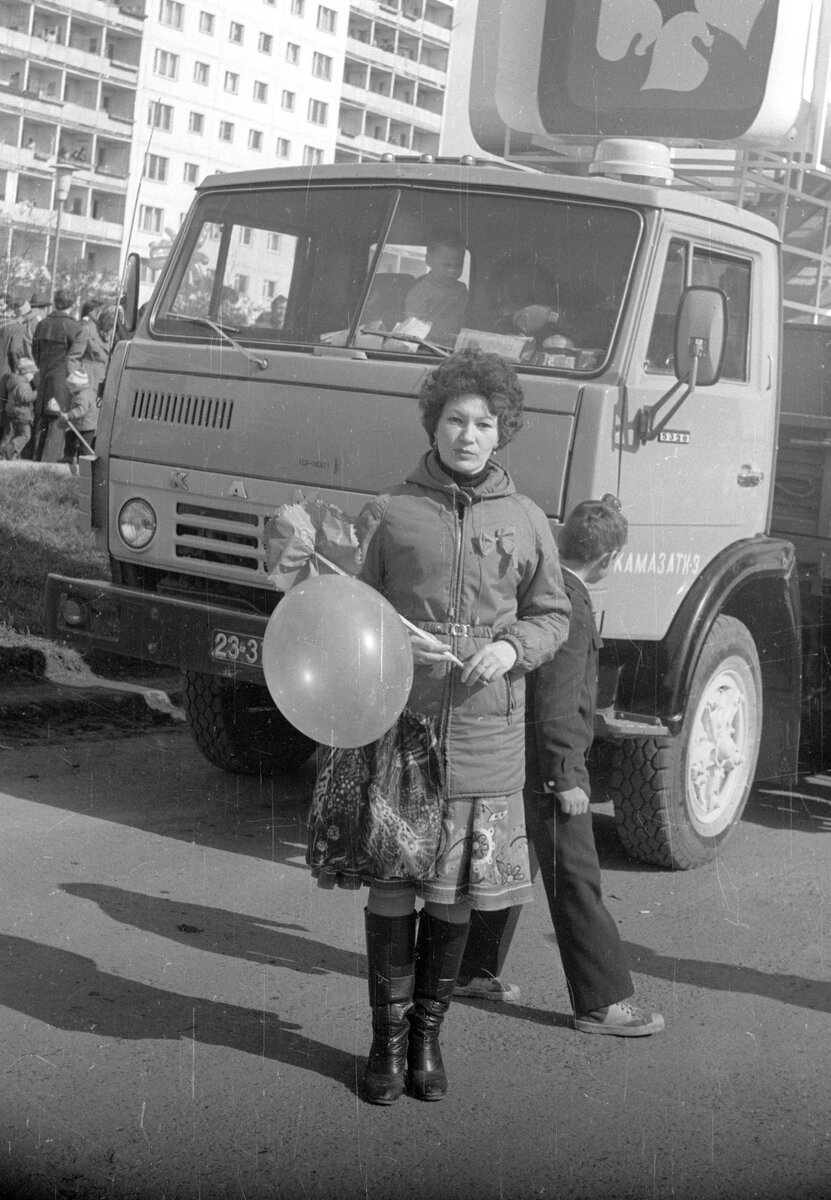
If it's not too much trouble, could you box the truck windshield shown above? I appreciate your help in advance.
[151,183,642,372]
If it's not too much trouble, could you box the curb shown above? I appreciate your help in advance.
[0,644,184,731]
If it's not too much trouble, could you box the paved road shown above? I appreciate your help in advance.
[1,725,828,1200]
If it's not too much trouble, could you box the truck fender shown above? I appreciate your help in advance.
[660,535,801,783]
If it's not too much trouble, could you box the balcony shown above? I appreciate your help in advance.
[62,210,123,242]
[60,101,134,133]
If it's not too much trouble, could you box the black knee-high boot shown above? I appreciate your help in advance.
[408,911,470,1101]
[363,909,417,1105]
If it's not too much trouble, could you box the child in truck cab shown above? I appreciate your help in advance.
[455,496,665,1037]
[403,233,469,345]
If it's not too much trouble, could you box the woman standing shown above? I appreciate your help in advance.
[310,347,570,1104]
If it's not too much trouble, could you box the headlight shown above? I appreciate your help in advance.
[118,498,157,549]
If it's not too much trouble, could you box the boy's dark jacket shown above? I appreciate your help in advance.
[527,569,600,798]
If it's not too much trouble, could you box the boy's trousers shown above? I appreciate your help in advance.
[459,787,633,1014]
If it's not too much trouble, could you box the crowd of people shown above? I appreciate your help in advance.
[308,345,665,1107]
[0,289,121,470]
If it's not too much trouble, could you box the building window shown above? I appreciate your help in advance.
[267,232,281,252]
[239,227,252,245]
[248,129,263,151]
[144,153,168,182]
[253,81,268,103]
[286,42,300,64]
[308,99,328,126]
[234,274,249,294]
[189,111,205,134]
[139,204,163,233]
[153,49,179,79]
[199,11,214,34]
[224,72,239,94]
[317,6,336,33]
[303,145,323,165]
[276,137,291,158]
[148,101,173,131]
[159,0,183,29]
[194,61,210,85]
[183,162,199,183]
[229,21,244,44]
[281,90,295,112]
[219,120,234,142]
[291,0,305,14]
[312,52,332,80]
[258,32,273,54]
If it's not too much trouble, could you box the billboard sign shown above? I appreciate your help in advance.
[463,0,820,152]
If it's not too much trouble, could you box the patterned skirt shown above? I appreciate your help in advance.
[308,711,533,911]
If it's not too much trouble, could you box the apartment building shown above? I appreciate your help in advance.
[337,0,455,162]
[0,0,456,300]
[0,0,143,286]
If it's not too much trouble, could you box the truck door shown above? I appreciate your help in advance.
[609,232,775,642]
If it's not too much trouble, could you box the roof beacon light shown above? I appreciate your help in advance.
[589,139,673,186]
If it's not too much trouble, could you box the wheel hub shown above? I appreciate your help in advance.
[688,672,750,826]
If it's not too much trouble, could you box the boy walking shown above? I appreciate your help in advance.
[57,369,98,472]
[0,356,38,459]
[456,497,664,1036]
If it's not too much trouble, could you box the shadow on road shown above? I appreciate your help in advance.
[625,939,831,1015]
[744,775,831,834]
[0,933,357,1088]
[60,882,364,981]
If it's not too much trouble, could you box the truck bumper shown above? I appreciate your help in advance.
[45,574,270,683]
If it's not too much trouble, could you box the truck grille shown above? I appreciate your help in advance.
[175,501,265,573]
[131,388,234,430]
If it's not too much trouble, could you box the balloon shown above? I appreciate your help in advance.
[263,574,414,748]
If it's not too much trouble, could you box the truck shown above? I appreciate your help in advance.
[45,0,831,870]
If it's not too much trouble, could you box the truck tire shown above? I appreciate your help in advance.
[182,670,315,776]
[611,616,762,869]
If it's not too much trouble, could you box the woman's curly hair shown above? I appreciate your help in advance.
[419,347,524,449]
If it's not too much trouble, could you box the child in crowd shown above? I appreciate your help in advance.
[456,497,665,1036]
[403,234,469,345]
[0,356,38,460]
[58,368,98,472]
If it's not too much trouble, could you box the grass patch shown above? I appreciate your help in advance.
[0,465,109,638]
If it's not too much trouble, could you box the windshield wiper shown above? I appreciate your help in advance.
[357,326,450,357]
[160,313,267,370]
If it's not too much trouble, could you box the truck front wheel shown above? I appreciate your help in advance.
[182,670,316,776]
[611,616,762,869]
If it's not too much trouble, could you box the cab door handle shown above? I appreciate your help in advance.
[737,466,764,487]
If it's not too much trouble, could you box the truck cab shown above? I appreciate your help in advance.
[46,152,801,869]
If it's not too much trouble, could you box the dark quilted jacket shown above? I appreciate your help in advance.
[359,450,570,799]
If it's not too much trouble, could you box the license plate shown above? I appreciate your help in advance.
[210,629,263,666]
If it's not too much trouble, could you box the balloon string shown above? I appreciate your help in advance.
[313,551,464,667]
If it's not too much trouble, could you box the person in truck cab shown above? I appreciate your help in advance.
[403,232,469,345]
[308,347,571,1104]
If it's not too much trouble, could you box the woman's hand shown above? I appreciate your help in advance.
[460,639,517,687]
[408,630,460,666]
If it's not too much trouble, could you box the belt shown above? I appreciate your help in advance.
[415,620,495,637]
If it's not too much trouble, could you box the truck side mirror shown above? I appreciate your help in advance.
[674,286,726,386]
[122,252,141,335]
[636,286,728,443]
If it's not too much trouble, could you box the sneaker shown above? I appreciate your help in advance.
[453,974,521,1002]
[574,1000,664,1036]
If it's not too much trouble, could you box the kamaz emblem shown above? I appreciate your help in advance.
[227,480,248,499]
[169,471,190,490]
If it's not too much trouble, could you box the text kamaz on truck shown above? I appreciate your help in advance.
[47,0,831,871]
